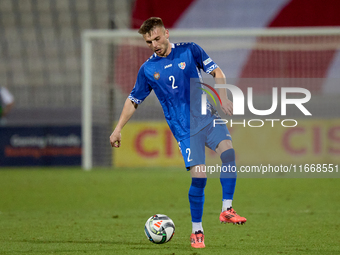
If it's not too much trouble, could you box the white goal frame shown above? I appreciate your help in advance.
[81,27,340,170]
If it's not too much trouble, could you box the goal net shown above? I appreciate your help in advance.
[82,28,340,170]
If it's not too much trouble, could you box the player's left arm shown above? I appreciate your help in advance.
[210,67,233,116]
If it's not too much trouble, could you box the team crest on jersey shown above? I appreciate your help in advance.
[153,72,160,80]
[178,62,186,70]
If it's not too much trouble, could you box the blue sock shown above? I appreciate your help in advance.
[220,149,237,201]
[188,177,207,223]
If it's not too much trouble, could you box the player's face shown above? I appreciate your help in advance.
[143,26,171,57]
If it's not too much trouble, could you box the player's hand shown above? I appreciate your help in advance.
[221,98,233,116]
[110,131,121,148]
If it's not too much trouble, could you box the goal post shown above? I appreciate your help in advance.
[82,30,142,170]
[82,27,340,170]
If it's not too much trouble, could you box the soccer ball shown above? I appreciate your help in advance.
[144,214,175,244]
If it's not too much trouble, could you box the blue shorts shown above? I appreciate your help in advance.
[178,121,232,170]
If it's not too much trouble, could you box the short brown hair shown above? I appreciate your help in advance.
[138,17,165,35]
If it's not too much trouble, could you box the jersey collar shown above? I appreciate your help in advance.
[153,43,175,58]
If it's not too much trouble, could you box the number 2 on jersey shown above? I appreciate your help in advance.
[169,75,177,89]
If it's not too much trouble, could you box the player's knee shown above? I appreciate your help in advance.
[191,177,207,189]
[220,148,235,163]
[216,139,233,155]
[220,149,237,178]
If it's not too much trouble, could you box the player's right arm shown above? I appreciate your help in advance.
[110,64,152,148]
[110,98,138,148]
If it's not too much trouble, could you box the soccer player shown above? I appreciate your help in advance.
[110,17,246,248]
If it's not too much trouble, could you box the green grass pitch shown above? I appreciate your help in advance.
[0,167,339,255]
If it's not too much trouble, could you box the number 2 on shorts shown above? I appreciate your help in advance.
[186,148,192,162]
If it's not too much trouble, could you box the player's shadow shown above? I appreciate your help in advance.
[4,239,154,254]
[6,239,185,252]
[7,239,145,245]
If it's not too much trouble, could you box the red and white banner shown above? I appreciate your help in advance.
[131,0,340,94]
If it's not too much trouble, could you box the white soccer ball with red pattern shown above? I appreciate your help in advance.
[144,214,175,244]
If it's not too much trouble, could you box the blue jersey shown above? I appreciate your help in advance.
[128,42,219,142]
